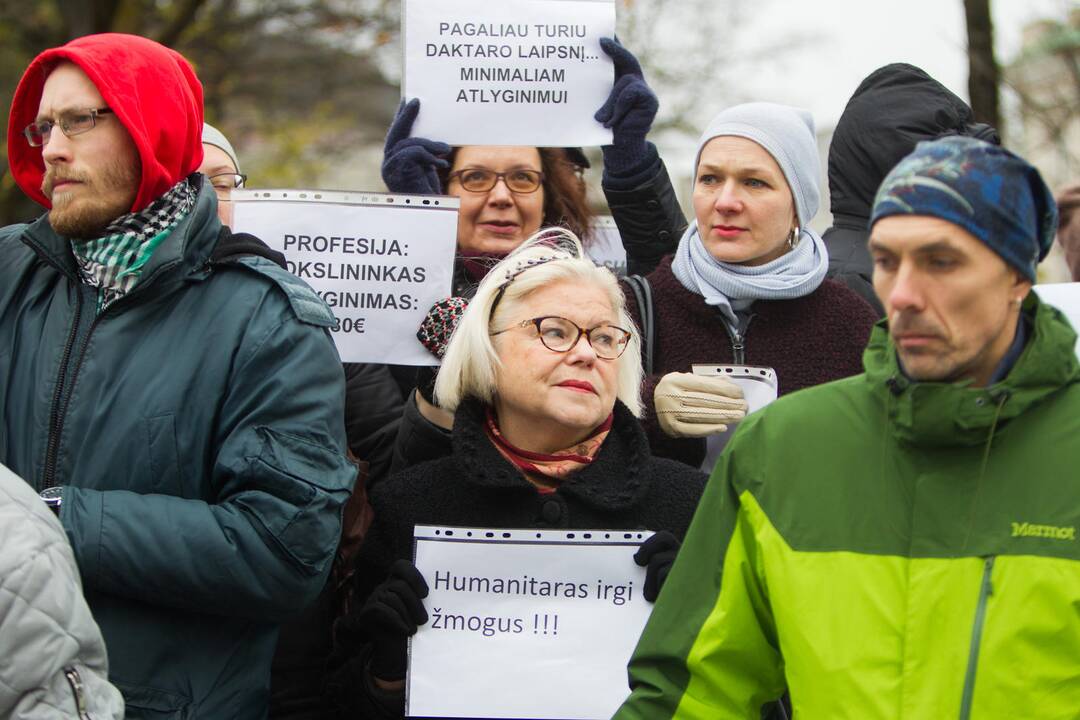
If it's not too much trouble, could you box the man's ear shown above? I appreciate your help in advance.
[1011,271,1033,305]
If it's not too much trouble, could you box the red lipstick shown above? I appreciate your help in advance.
[557,380,596,394]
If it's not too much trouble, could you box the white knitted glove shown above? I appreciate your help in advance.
[654,372,748,438]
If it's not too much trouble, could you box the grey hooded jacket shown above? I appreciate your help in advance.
[0,463,124,719]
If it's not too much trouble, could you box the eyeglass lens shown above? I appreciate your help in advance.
[209,174,245,200]
[536,317,628,359]
[24,110,103,147]
[459,169,542,193]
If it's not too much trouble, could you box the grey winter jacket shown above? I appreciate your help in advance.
[0,463,124,719]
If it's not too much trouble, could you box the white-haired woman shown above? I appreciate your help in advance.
[325,230,706,717]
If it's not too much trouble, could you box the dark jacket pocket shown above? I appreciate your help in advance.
[239,426,352,575]
[116,681,194,719]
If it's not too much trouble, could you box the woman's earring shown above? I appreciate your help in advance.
[788,225,800,250]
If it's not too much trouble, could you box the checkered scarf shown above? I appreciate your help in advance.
[71,178,198,312]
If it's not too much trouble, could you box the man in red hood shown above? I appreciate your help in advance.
[1,34,356,719]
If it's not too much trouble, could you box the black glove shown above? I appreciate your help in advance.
[381,99,451,195]
[595,37,659,177]
[634,531,680,602]
[354,559,429,681]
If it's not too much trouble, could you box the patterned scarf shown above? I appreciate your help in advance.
[671,220,829,329]
[71,178,198,313]
[484,407,613,494]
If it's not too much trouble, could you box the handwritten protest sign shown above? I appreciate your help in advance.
[232,190,458,365]
[403,0,616,146]
[587,215,626,276]
[1034,282,1080,357]
[407,526,653,719]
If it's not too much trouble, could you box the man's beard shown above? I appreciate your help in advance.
[42,158,140,239]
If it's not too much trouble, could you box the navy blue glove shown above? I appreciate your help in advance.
[355,559,429,681]
[634,531,680,602]
[595,38,659,177]
[381,99,451,195]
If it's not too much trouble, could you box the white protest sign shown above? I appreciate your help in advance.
[587,215,626,276]
[403,0,615,147]
[408,525,653,720]
[231,190,458,365]
[1034,283,1080,358]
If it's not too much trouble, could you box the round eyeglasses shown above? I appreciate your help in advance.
[448,168,544,194]
[491,316,632,360]
[23,107,114,147]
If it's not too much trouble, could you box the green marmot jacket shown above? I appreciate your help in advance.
[0,182,356,719]
[616,296,1080,719]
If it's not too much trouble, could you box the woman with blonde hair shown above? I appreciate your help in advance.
[326,230,705,717]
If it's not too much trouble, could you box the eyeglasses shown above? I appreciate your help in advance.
[491,316,632,360]
[447,168,544,194]
[23,107,114,147]
[207,173,247,201]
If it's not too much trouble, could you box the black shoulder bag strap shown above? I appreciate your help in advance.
[621,274,654,375]
[210,225,287,269]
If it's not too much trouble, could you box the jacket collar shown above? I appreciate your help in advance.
[450,397,653,511]
[863,295,1080,446]
[22,174,221,295]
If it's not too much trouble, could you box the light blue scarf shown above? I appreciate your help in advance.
[671,220,829,328]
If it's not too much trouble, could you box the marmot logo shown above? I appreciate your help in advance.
[1011,522,1077,541]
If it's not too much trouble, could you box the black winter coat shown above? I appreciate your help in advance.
[386,170,685,475]
[824,62,994,315]
[342,362,404,483]
[602,156,687,277]
[368,398,704,568]
[328,398,706,718]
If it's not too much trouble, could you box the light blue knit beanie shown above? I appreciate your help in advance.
[693,102,820,227]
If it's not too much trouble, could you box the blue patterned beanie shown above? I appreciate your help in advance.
[870,136,1057,281]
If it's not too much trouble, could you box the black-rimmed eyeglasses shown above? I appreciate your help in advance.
[23,107,114,147]
[491,316,631,360]
[448,168,544,194]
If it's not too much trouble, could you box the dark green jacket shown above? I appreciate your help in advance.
[615,296,1080,719]
[0,181,356,719]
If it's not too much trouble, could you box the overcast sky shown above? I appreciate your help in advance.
[736,0,1074,128]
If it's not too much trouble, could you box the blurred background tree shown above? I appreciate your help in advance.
[1,0,1075,243]
[0,0,400,225]
[1004,6,1080,190]
[965,0,1002,130]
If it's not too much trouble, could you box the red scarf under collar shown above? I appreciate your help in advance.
[484,408,613,494]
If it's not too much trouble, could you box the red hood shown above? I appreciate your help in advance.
[6,33,204,213]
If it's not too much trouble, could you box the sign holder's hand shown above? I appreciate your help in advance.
[654,372,748,438]
[634,531,680,602]
[594,38,658,177]
[355,559,430,682]
[381,99,451,195]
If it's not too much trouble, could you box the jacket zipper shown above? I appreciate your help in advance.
[41,302,122,490]
[721,314,753,365]
[958,556,995,720]
[63,666,92,719]
[41,289,85,490]
[37,252,184,490]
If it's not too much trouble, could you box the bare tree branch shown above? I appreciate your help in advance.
[156,0,210,47]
